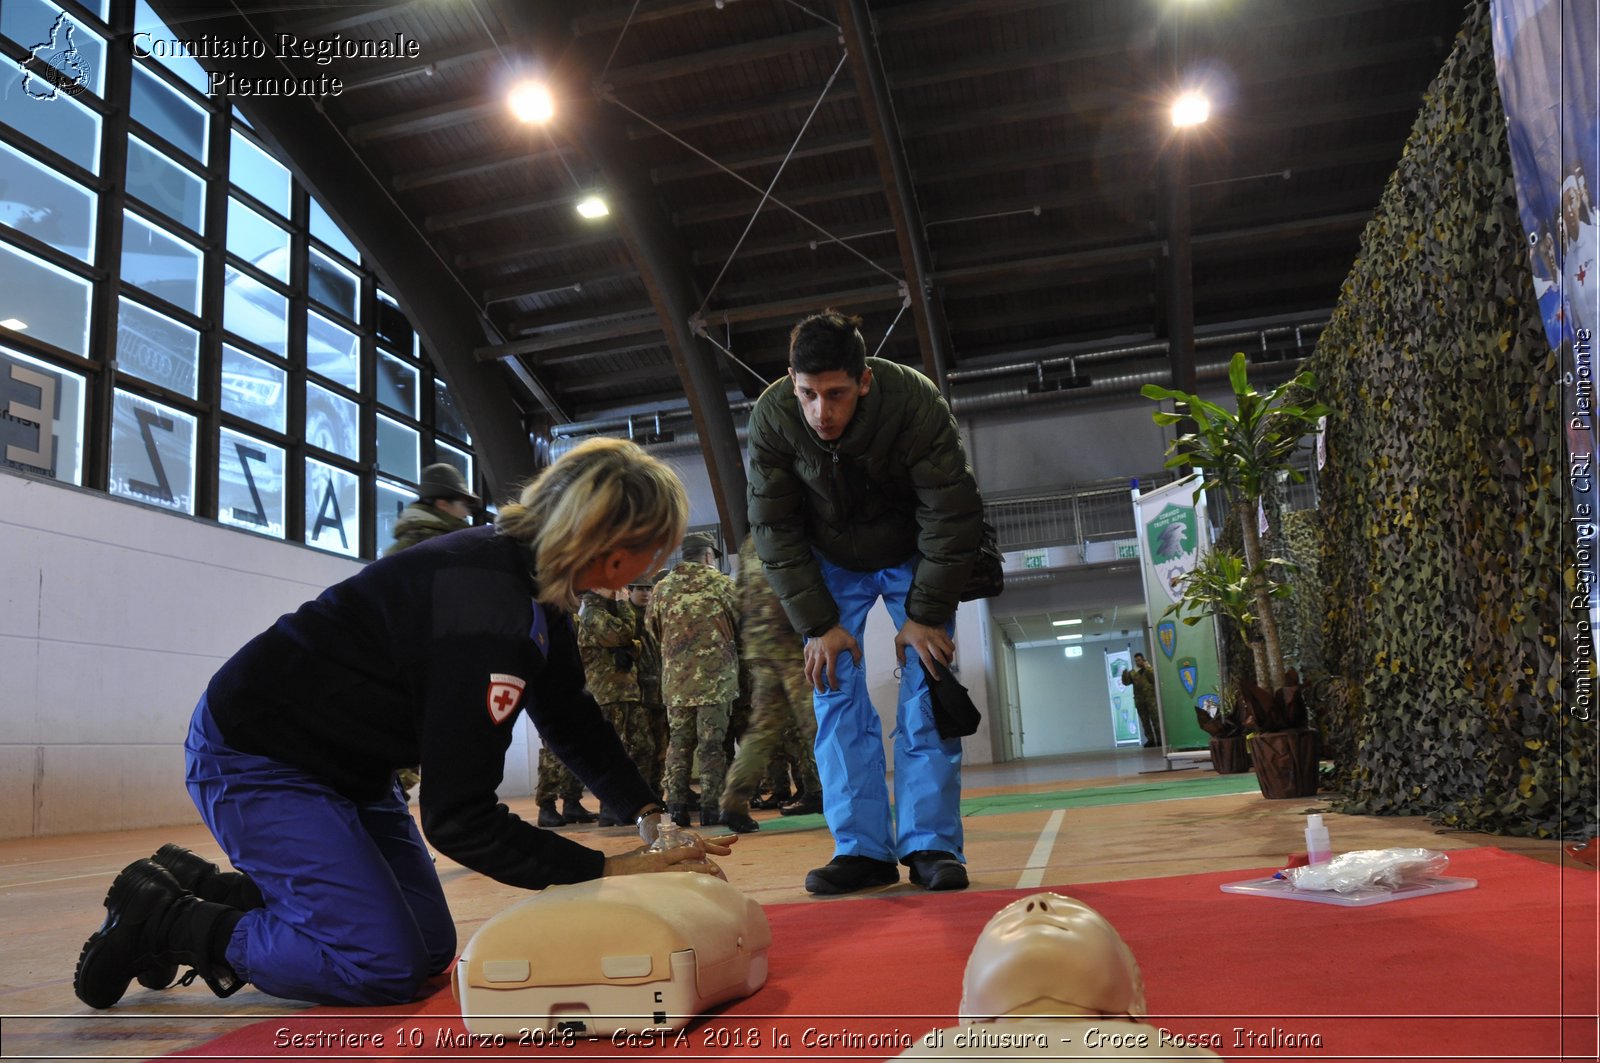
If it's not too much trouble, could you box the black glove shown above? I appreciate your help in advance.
[928,666,981,740]
[610,647,635,672]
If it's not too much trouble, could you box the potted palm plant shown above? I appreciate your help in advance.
[1142,353,1331,798]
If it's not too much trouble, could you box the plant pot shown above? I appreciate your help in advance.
[1208,735,1252,774]
[1249,728,1321,799]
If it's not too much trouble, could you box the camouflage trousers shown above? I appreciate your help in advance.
[645,700,668,794]
[534,746,583,804]
[662,699,731,810]
[721,660,821,815]
[1134,698,1161,747]
[600,700,657,794]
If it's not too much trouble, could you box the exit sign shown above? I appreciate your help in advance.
[1022,549,1048,570]
[1115,540,1140,559]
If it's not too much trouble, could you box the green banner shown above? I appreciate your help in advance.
[1133,476,1221,750]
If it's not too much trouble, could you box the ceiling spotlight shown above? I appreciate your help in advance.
[1171,90,1210,128]
[0,318,26,330]
[575,194,610,219]
[508,80,555,124]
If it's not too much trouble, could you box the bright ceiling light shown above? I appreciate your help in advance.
[1051,618,1083,626]
[0,318,26,330]
[575,194,610,219]
[1171,90,1211,128]
[1056,633,1084,641]
[508,80,555,124]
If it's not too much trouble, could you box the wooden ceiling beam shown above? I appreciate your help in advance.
[348,95,500,145]
[672,176,882,226]
[427,189,588,233]
[455,231,621,270]
[481,265,640,304]
[700,284,903,328]
[476,311,663,361]
[338,43,503,94]
[393,143,572,192]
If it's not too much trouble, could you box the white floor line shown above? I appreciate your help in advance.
[1014,808,1065,889]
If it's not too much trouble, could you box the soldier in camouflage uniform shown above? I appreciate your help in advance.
[577,587,655,824]
[628,575,668,795]
[649,532,739,827]
[718,534,823,832]
[384,464,478,799]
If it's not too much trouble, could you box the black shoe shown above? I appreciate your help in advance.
[666,804,692,828]
[720,810,760,834]
[779,794,823,816]
[536,802,564,828]
[750,791,792,811]
[903,850,968,891]
[596,807,625,828]
[699,808,722,828]
[75,860,244,1009]
[562,800,598,824]
[138,846,263,990]
[804,855,898,895]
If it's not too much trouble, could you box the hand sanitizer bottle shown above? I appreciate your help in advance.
[1304,814,1331,864]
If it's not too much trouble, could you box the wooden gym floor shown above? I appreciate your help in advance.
[0,748,1574,1061]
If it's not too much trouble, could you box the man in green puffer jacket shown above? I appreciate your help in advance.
[746,309,984,896]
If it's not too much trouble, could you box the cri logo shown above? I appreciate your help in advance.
[486,674,527,724]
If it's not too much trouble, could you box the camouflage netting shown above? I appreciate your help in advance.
[1308,0,1592,836]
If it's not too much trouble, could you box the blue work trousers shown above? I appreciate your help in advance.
[812,555,964,864]
[184,698,456,1005]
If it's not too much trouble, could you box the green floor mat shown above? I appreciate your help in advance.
[751,771,1261,834]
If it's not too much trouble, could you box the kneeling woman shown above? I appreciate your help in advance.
[75,438,730,1009]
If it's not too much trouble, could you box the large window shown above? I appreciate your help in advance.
[0,1,476,557]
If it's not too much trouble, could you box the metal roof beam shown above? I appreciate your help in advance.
[672,176,882,227]
[393,143,572,192]
[700,284,903,328]
[479,311,664,360]
[650,131,873,184]
[838,0,951,388]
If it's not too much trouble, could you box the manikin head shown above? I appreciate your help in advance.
[959,893,1146,1023]
[787,309,872,442]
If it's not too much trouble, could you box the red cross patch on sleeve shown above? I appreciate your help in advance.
[486,673,527,724]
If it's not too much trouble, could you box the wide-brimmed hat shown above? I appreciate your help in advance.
[418,463,480,506]
[681,531,721,558]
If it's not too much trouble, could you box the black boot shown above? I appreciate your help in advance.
[561,798,598,824]
[720,809,760,834]
[666,804,692,828]
[75,859,245,1009]
[536,801,564,828]
[699,808,722,828]
[138,845,263,990]
[153,845,264,910]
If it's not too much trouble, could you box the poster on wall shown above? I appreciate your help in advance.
[1,346,85,485]
[1132,475,1220,751]
[1103,648,1141,745]
[1490,0,1599,659]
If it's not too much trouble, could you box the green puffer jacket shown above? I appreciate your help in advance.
[384,501,470,556]
[746,357,983,637]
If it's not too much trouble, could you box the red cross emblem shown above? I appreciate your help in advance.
[1578,261,1589,284]
[486,673,526,724]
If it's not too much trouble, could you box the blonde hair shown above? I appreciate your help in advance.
[497,438,687,610]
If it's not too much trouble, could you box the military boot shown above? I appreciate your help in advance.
[75,859,244,1009]
[536,801,564,828]
[561,798,598,824]
[665,804,692,828]
[137,845,263,990]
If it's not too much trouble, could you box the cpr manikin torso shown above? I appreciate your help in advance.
[452,874,770,1038]
[898,893,1221,1059]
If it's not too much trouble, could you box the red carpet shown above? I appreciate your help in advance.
[176,848,1596,1061]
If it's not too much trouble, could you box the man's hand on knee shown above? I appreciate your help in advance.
[804,626,860,692]
[896,620,954,677]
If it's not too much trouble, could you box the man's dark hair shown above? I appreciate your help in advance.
[1134,652,1147,662]
[789,309,867,379]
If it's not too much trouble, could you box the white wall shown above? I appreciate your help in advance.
[0,468,549,839]
[1013,636,1148,757]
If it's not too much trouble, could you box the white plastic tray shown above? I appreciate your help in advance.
[1219,874,1478,907]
